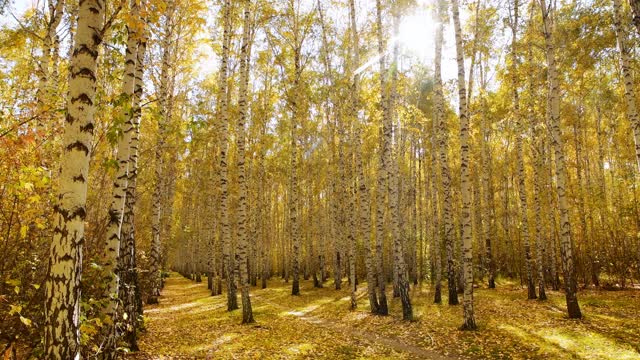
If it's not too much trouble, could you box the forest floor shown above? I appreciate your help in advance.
[128,273,640,359]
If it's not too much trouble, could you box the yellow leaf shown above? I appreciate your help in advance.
[9,304,22,315]
[20,225,28,239]
[19,316,32,327]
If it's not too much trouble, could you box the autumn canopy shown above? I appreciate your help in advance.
[1,0,640,358]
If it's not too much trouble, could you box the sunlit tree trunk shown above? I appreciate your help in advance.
[409,139,419,286]
[35,0,64,135]
[316,0,339,290]
[595,107,608,285]
[529,40,547,301]
[389,0,413,321]
[480,83,496,290]
[433,0,458,306]
[44,0,103,358]
[236,0,254,323]
[100,1,141,355]
[373,0,390,316]
[205,157,215,290]
[540,0,582,319]
[452,0,476,329]
[209,155,222,295]
[546,137,560,291]
[148,2,175,304]
[347,0,378,314]
[288,0,306,297]
[348,161,358,310]
[430,4,446,302]
[258,126,269,289]
[613,0,640,172]
[216,0,238,310]
[580,122,599,287]
[431,115,443,303]
[509,0,536,300]
[573,111,596,287]
[120,27,147,350]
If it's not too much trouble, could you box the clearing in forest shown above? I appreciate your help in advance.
[129,274,640,359]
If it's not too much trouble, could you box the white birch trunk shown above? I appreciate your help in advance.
[540,0,582,319]
[452,0,477,329]
[44,1,103,358]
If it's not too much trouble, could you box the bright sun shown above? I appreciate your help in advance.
[397,5,436,64]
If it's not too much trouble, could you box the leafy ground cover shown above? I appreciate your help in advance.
[129,274,640,359]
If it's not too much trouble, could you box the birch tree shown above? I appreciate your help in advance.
[508,0,536,300]
[44,0,104,357]
[119,20,148,350]
[348,0,379,314]
[148,0,176,304]
[216,0,238,310]
[612,0,640,173]
[451,0,477,329]
[236,0,254,323]
[540,0,582,319]
[35,0,64,134]
[100,1,143,355]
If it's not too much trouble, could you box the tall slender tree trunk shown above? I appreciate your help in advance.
[148,1,175,304]
[547,137,560,291]
[431,113,443,303]
[236,0,254,323]
[434,0,458,306]
[120,26,147,350]
[528,39,547,301]
[36,0,65,135]
[388,0,413,321]
[44,1,104,358]
[289,0,305,296]
[477,57,496,289]
[480,96,496,289]
[452,0,476,329]
[347,162,358,310]
[259,126,269,289]
[373,0,390,316]
[100,1,141,355]
[613,0,640,172]
[348,0,377,314]
[216,0,238,310]
[509,0,536,300]
[316,0,339,291]
[540,0,582,319]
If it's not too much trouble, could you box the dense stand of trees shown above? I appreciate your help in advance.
[2,0,640,357]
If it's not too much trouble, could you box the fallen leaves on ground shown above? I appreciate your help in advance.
[128,274,640,359]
